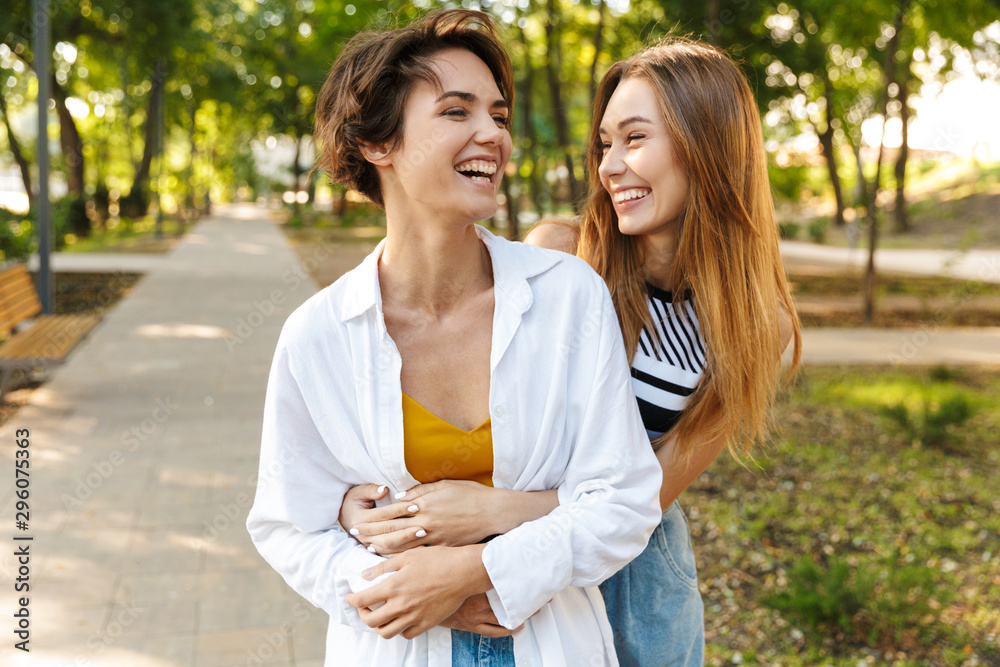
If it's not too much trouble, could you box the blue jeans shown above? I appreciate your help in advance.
[599,501,704,667]
[451,629,515,666]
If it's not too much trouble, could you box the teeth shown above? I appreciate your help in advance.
[468,175,491,183]
[454,159,498,175]
[614,188,650,204]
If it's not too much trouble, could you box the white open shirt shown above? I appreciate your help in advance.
[247,226,661,666]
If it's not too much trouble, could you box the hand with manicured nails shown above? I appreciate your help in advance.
[339,480,559,555]
[345,544,492,639]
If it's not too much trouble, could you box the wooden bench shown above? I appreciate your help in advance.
[0,264,101,399]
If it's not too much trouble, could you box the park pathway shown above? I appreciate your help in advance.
[2,204,999,667]
[2,204,328,666]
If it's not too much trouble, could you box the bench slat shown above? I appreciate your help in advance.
[0,314,100,363]
[0,265,43,333]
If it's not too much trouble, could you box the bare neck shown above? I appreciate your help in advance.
[638,228,679,292]
[379,219,493,317]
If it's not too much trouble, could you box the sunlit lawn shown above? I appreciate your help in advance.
[688,366,999,667]
[61,215,187,253]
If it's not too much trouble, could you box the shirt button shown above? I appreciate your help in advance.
[494,405,505,417]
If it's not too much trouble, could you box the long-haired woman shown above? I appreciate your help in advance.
[567,37,801,665]
[246,9,662,667]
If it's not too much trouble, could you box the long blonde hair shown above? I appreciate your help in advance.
[577,38,802,459]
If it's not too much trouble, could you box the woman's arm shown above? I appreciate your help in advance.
[247,342,387,633]
[655,430,727,510]
[655,303,795,509]
[340,481,558,555]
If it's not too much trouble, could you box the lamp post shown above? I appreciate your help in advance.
[33,0,53,314]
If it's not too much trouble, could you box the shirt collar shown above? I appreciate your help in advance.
[337,225,562,323]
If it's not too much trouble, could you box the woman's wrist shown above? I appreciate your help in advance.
[458,543,492,595]
[492,488,559,535]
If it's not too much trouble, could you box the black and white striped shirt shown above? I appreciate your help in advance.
[631,284,707,439]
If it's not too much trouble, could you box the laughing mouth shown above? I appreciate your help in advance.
[614,188,651,205]
[455,159,498,184]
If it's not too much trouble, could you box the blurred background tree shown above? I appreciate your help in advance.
[1,0,998,254]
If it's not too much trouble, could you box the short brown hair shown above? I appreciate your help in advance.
[313,9,513,208]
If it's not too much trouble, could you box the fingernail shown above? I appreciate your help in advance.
[362,568,372,577]
[394,491,407,500]
[377,485,387,494]
[407,504,419,513]
[367,545,377,553]
[350,528,360,536]
[415,529,427,538]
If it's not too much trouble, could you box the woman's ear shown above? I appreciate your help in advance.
[359,140,392,166]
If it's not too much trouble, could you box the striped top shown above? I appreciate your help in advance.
[631,284,707,440]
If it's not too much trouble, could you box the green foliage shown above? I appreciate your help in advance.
[765,555,869,633]
[765,551,951,647]
[49,197,88,249]
[119,189,150,220]
[2,0,998,233]
[880,393,974,450]
[807,218,827,243]
[778,222,800,239]
[693,366,999,664]
[0,208,34,261]
[768,162,812,201]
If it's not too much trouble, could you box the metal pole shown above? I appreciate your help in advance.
[33,0,53,314]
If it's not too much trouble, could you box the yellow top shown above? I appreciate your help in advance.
[402,392,494,487]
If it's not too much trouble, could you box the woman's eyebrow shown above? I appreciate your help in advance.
[600,116,655,135]
[616,116,654,130]
[436,90,509,110]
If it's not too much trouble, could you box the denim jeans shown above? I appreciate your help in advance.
[451,629,515,666]
[599,500,705,667]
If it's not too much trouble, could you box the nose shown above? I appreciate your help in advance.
[598,143,625,182]
[474,110,506,147]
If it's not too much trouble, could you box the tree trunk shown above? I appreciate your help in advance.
[894,56,912,233]
[50,74,84,197]
[291,133,302,213]
[706,0,722,45]
[335,186,348,218]
[853,142,866,210]
[863,0,911,322]
[0,92,33,209]
[516,20,544,217]
[132,58,167,198]
[819,127,845,227]
[863,130,888,323]
[818,79,845,227]
[501,167,519,240]
[543,0,584,212]
[186,101,197,212]
[588,0,605,112]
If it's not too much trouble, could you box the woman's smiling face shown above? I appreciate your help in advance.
[383,48,512,225]
[597,76,689,239]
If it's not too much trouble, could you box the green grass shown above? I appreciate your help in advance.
[789,272,1000,299]
[61,215,187,253]
[688,366,1000,666]
[775,158,1000,251]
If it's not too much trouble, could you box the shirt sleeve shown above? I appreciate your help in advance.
[246,338,387,633]
[482,282,662,629]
